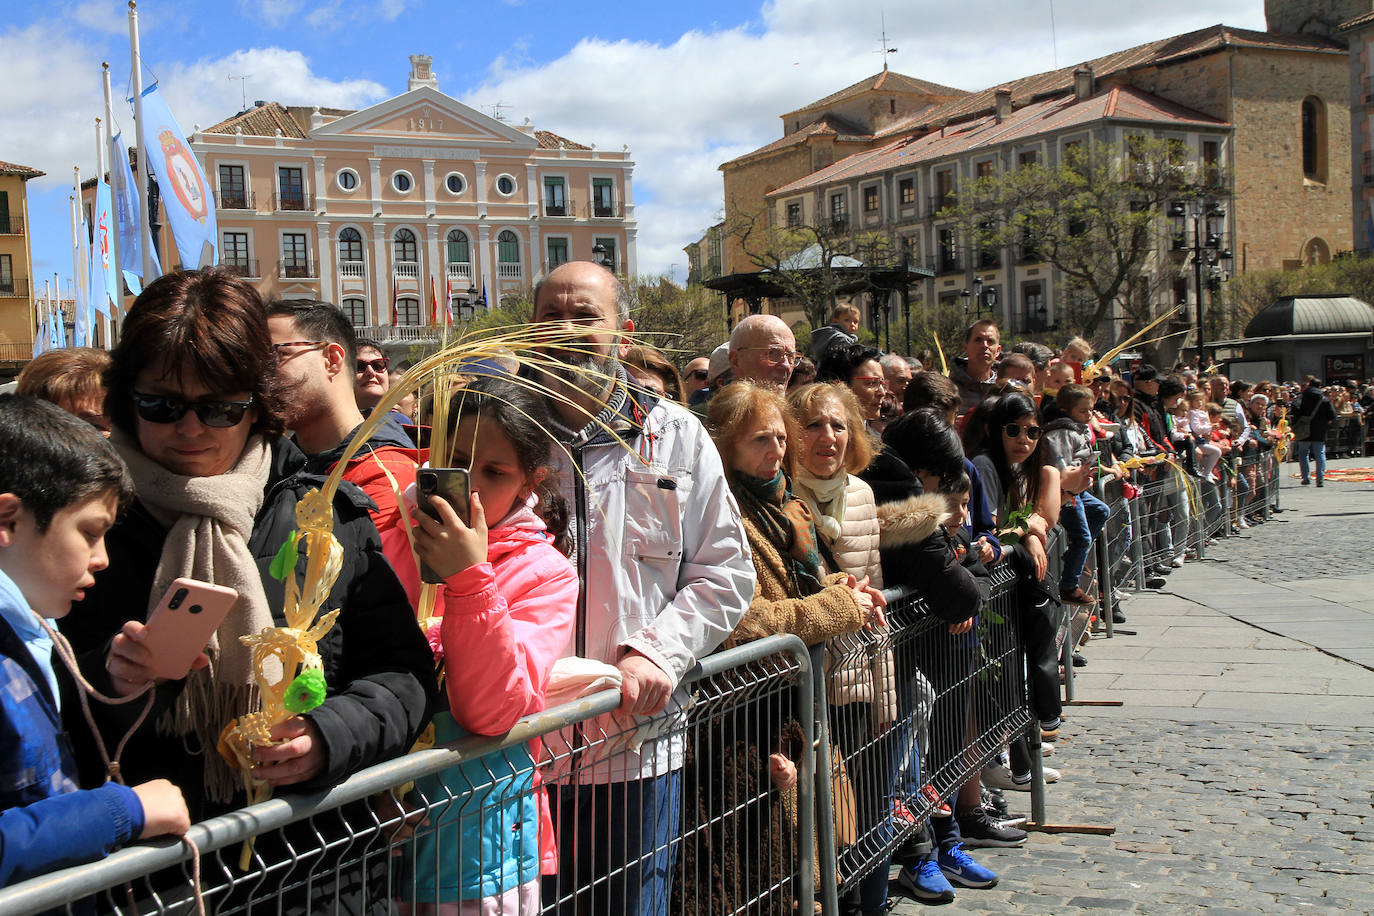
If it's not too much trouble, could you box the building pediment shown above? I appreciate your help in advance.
[310,87,537,148]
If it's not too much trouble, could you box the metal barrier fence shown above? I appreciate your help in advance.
[2,579,1043,916]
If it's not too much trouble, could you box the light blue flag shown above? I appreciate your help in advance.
[74,221,91,347]
[136,84,217,269]
[109,131,156,293]
[49,301,64,350]
[90,179,117,317]
[31,312,43,357]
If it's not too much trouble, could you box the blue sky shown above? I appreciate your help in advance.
[2,0,1266,297]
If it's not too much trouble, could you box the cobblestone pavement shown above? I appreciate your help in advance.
[885,458,1374,915]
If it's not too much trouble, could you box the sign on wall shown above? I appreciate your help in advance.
[1325,354,1364,382]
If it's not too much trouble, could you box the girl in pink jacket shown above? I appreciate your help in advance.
[405,377,578,916]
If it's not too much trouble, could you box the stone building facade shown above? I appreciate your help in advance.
[0,161,43,369]
[714,19,1355,346]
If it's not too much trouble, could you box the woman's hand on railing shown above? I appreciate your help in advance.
[1026,535,1048,581]
[850,575,887,631]
[947,617,974,636]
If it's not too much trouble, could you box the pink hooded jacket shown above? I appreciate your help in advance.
[428,499,579,875]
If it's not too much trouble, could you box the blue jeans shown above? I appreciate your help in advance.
[544,771,682,916]
[1296,440,1326,483]
[1060,492,1109,592]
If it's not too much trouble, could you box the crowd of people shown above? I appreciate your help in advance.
[0,263,1351,915]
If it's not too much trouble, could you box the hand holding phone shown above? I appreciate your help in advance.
[413,468,484,584]
[139,578,238,680]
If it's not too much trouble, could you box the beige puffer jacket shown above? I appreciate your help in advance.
[809,476,899,730]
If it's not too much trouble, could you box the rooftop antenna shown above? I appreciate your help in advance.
[228,74,251,111]
[484,101,510,122]
[875,12,898,72]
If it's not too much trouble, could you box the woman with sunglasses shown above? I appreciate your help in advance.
[961,392,1068,790]
[816,343,887,432]
[59,268,437,909]
[354,340,391,412]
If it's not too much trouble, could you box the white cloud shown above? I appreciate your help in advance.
[465,0,1267,281]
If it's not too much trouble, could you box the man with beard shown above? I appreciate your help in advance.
[265,300,420,602]
[529,261,753,916]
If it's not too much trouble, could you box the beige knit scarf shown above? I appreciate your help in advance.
[792,471,848,545]
[112,429,274,803]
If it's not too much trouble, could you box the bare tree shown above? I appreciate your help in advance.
[945,136,1207,339]
[728,199,894,329]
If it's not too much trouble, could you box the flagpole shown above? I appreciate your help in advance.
[69,183,81,346]
[128,1,154,282]
[102,62,124,340]
[92,117,112,349]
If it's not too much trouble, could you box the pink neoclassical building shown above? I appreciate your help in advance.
[190,54,636,345]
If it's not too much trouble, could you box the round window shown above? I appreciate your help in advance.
[337,169,358,192]
[445,173,466,195]
[393,172,413,193]
[496,174,516,196]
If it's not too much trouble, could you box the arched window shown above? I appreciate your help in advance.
[1302,96,1326,183]
[394,228,417,263]
[497,230,520,263]
[446,229,470,263]
[338,227,363,262]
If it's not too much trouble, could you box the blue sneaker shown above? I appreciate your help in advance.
[937,842,998,888]
[897,858,956,903]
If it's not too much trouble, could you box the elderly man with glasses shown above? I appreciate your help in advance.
[727,314,799,392]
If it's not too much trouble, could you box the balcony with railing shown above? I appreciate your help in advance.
[277,260,317,280]
[0,278,30,298]
[932,252,962,275]
[216,190,256,210]
[272,191,312,212]
[446,262,473,284]
[393,261,420,280]
[543,195,575,218]
[928,193,956,215]
[497,262,523,280]
[339,260,366,279]
[0,216,24,235]
[352,324,443,343]
[586,199,622,219]
[221,259,260,279]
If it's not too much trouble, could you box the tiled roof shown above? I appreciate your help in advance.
[785,70,967,117]
[535,129,591,150]
[720,114,877,169]
[1339,10,1374,31]
[203,102,308,138]
[767,85,1229,197]
[880,24,1343,134]
[0,160,44,179]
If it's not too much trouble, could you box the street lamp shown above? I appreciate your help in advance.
[458,284,479,321]
[591,243,612,270]
[1170,199,1233,364]
[960,276,996,317]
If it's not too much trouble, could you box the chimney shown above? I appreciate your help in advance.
[408,54,438,91]
[994,88,1012,122]
[1073,65,1094,101]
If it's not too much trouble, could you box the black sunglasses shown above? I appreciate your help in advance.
[132,392,254,428]
[357,357,390,374]
[687,368,709,381]
[1003,423,1042,441]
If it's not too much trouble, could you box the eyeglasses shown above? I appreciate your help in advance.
[852,375,886,391]
[687,369,709,381]
[1003,423,1042,441]
[736,346,798,366]
[132,392,254,428]
[272,340,327,354]
[356,357,390,374]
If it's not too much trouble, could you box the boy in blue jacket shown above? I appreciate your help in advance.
[0,395,189,886]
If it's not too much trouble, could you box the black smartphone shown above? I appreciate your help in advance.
[417,468,471,584]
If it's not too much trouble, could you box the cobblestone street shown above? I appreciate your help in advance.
[887,457,1374,915]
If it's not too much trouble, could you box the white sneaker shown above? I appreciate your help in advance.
[1237,518,1250,529]
[1042,765,1061,784]
[1170,556,1184,568]
[980,764,1023,791]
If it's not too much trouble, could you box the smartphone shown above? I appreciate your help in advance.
[141,578,239,680]
[417,467,471,584]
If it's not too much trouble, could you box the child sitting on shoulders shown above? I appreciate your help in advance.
[0,395,190,886]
